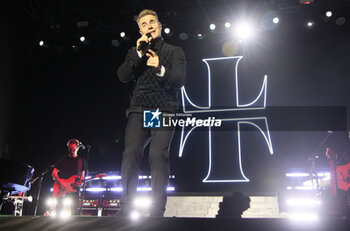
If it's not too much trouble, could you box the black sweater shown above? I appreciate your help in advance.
[117,38,186,114]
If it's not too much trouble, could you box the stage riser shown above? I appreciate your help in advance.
[165,196,280,218]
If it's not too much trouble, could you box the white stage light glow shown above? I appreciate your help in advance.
[63,198,72,206]
[209,24,216,30]
[306,21,315,28]
[326,11,332,17]
[86,188,107,192]
[273,17,279,24]
[289,212,318,221]
[164,28,170,34]
[133,197,152,208]
[235,23,253,40]
[130,211,140,220]
[287,198,322,207]
[80,36,85,42]
[60,210,71,219]
[120,32,126,38]
[225,22,231,28]
[46,198,56,206]
[39,41,44,46]
[102,175,121,180]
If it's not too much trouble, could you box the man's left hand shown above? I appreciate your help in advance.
[146,49,159,68]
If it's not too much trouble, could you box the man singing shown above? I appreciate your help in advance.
[117,9,186,217]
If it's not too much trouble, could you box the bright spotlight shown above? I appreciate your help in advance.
[130,211,140,220]
[325,11,332,17]
[80,36,85,42]
[235,23,253,40]
[306,21,315,28]
[164,28,171,34]
[273,17,280,24]
[209,24,216,30]
[133,197,151,208]
[224,22,231,28]
[289,212,318,221]
[197,33,205,40]
[39,41,44,46]
[46,198,56,206]
[63,198,72,206]
[120,32,126,38]
[286,198,321,207]
[60,210,71,219]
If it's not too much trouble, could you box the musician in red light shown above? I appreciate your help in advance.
[45,139,87,216]
[325,131,350,218]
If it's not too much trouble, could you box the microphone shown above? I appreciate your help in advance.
[78,143,86,150]
[137,32,152,53]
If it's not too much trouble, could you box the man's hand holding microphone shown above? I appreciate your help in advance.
[136,33,160,69]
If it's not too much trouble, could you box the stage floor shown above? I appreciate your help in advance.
[0,216,349,231]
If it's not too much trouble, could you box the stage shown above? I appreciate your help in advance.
[0,216,349,231]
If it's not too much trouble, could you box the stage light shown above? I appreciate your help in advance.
[164,28,170,34]
[137,187,152,191]
[109,187,123,192]
[80,36,85,42]
[261,11,280,30]
[179,32,189,40]
[133,197,151,208]
[209,24,216,31]
[306,21,315,28]
[289,212,318,221]
[300,0,314,4]
[39,41,44,46]
[287,198,321,207]
[335,17,346,26]
[225,22,231,28]
[120,32,126,38]
[235,23,253,40]
[130,211,140,220]
[46,198,56,206]
[273,17,279,24]
[102,175,121,180]
[325,11,332,17]
[60,210,71,219]
[197,33,205,40]
[63,198,72,206]
[86,187,107,192]
[286,172,309,177]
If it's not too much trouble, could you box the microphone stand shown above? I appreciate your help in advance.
[79,145,91,215]
[33,166,52,216]
[309,131,333,197]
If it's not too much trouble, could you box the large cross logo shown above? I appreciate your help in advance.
[179,56,273,182]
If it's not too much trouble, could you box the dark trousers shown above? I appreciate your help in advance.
[120,112,174,216]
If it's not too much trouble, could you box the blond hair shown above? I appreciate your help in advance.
[136,9,159,24]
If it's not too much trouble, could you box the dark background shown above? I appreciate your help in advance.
[1,0,350,211]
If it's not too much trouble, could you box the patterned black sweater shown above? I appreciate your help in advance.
[118,37,186,115]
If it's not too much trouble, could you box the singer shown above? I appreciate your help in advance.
[117,9,186,217]
[45,138,87,216]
